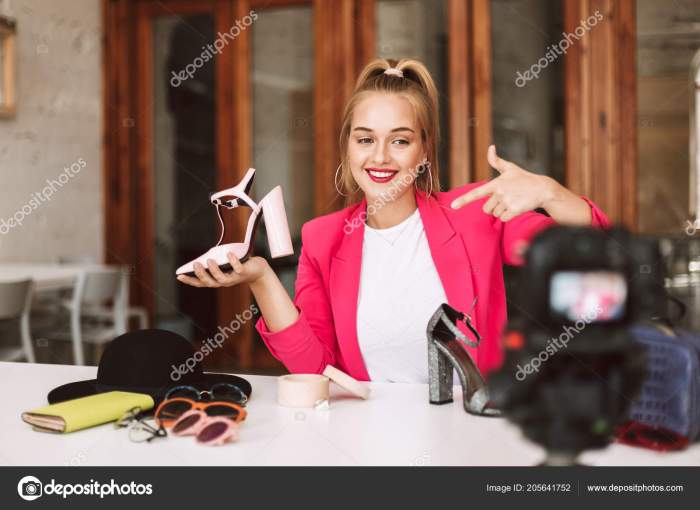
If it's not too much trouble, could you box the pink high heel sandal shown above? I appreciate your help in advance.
[176,168,294,276]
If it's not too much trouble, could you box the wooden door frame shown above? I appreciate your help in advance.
[102,0,136,301]
[448,0,638,212]
[448,0,493,185]
[312,0,376,215]
[564,0,637,230]
[103,0,371,369]
[104,0,248,363]
[135,0,224,330]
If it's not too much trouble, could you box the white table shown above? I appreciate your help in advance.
[0,263,116,291]
[1,361,699,466]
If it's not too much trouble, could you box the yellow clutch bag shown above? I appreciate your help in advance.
[21,391,154,433]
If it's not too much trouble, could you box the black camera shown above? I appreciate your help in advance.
[489,226,662,465]
[517,225,661,331]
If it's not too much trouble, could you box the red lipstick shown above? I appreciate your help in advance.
[365,168,399,184]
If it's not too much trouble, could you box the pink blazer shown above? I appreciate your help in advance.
[255,181,611,381]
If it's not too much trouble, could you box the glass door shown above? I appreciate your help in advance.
[133,0,316,371]
[152,12,219,342]
[134,1,227,356]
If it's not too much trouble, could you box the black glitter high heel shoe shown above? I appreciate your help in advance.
[426,303,501,417]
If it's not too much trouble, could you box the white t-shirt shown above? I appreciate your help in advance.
[356,208,448,383]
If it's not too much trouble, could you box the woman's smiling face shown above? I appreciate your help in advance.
[347,93,427,203]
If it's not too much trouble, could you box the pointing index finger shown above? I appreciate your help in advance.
[451,182,494,209]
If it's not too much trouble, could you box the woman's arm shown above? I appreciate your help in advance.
[449,145,611,265]
[176,253,299,332]
[450,145,598,226]
[177,232,339,374]
[248,262,299,332]
[537,176,592,226]
[253,228,339,374]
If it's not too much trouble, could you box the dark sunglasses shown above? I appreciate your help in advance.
[164,383,248,406]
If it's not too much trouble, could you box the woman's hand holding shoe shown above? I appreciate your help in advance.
[176,251,300,334]
[176,252,269,288]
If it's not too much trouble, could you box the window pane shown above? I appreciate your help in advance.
[251,6,314,295]
[636,0,699,234]
[637,0,700,333]
[491,0,565,184]
[153,14,217,341]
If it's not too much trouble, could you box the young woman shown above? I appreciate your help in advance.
[177,58,610,383]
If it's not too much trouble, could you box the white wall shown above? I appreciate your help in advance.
[0,0,102,262]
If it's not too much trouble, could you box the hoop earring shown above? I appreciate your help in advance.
[334,163,360,197]
[334,164,347,197]
[426,161,433,197]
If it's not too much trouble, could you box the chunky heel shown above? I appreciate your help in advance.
[261,186,294,258]
[428,340,454,404]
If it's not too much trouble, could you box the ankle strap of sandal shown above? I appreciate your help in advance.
[439,301,481,348]
[211,196,248,209]
[210,168,258,209]
[210,169,261,246]
[210,189,258,210]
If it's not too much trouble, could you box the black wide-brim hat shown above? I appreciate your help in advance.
[48,329,252,406]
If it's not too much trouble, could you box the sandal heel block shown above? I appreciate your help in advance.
[260,186,294,258]
[428,339,454,404]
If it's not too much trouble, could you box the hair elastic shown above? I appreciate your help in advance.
[384,67,404,78]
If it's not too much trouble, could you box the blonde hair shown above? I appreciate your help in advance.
[337,58,441,204]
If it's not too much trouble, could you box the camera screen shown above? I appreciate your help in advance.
[549,271,627,322]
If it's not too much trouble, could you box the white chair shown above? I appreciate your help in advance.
[0,279,35,362]
[58,260,149,331]
[81,303,149,330]
[28,256,100,322]
[42,268,127,365]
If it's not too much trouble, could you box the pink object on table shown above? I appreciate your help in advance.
[256,182,611,381]
[171,409,240,446]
